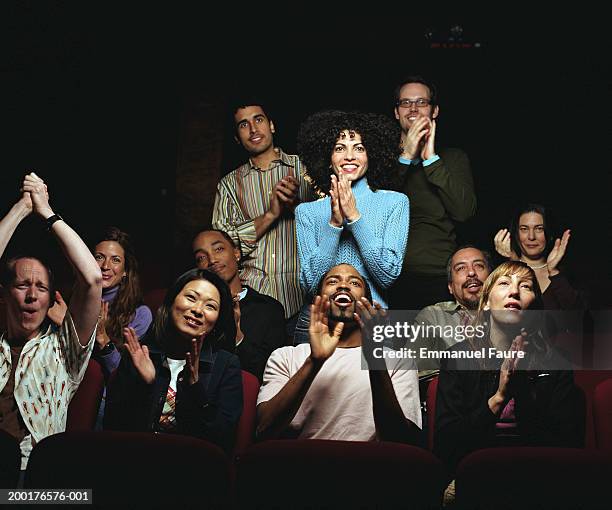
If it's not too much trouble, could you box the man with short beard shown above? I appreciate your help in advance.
[410,245,492,373]
[212,100,313,338]
[256,263,421,443]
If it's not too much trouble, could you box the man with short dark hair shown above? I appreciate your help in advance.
[389,76,477,311]
[212,101,313,336]
[256,263,421,443]
[0,173,102,471]
[410,245,492,373]
[192,228,286,381]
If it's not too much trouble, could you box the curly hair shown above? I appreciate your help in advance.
[93,227,144,347]
[297,110,401,195]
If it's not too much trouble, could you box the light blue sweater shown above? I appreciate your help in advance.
[295,177,409,307]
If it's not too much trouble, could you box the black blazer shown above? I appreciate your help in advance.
[238,286,287,382]
[434,341,584,473]
[104,342,243,453]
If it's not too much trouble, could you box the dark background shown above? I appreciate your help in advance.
[2,6,610,305]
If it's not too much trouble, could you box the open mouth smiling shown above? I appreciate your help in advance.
[184,316,203,328]
[332,292,354,308]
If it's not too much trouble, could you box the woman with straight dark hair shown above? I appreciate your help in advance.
[493,203,583,310]
[104,268,242,452]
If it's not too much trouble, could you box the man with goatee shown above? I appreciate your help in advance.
[256,263,421,443]
[410,245,492,373]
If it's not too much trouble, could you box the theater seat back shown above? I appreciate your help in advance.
[233,370,259,458]
[456,447,612,509]
[66,358,105,431]
[593,377,612,451]
[25,431,233,508]
[236,439,446,509]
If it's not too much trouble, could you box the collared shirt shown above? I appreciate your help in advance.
[0,312,95,468]
[411,300,476,374]
[212,148,313,317]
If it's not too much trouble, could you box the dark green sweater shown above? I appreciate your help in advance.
[397,147,476,275]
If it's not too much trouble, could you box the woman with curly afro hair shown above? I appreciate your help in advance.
[292,110,409,343]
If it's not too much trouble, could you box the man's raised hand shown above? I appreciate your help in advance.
[308,295,343,363]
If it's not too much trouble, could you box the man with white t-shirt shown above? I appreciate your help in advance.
[256,264,421,443]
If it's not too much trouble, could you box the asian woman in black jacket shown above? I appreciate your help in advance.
[104,268,242,453]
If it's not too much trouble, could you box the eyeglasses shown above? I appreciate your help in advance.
[396,98,431,108]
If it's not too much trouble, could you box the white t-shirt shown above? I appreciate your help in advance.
[257,344,422,440]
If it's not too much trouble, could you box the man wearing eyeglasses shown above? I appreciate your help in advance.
[389,75,477,312]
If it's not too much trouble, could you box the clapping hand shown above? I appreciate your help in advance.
[547,229,570,276]
[401,117,430,160]
[47,291,68,326]
[270,170,300,219]
[420,119,437,161]
[21,172,53,218]
[123,327,155,384]
[95,300,111,348]
[497,330,528,400]
[308,295,343,363]
[185,335,205,385]
[354,297,387,365]
[494,229,519,260]
[329,175,344,227]
[336,173,360,222]
[329,174,360,226]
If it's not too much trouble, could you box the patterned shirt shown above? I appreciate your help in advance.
[212,148,313,318]
[0,312,95,468]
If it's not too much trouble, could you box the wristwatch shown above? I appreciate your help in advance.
[45,214,63,231]
[98,342,116,355]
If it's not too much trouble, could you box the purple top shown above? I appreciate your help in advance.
[97,285,153,374]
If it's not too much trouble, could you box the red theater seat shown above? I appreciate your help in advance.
[25,431,233,508]
[142,287,167,316]
[593,377,612,451]
[574,370,612,448]
[0,430,20,489]
[455,447,612,509]
[236,439,446,509]
[233,370,260,458]
[426,375,439,451]
[66,358,105,431]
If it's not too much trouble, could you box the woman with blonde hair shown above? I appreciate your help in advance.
[434,261,584,474]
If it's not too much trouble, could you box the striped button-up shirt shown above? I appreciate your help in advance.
[212,148,313,318]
